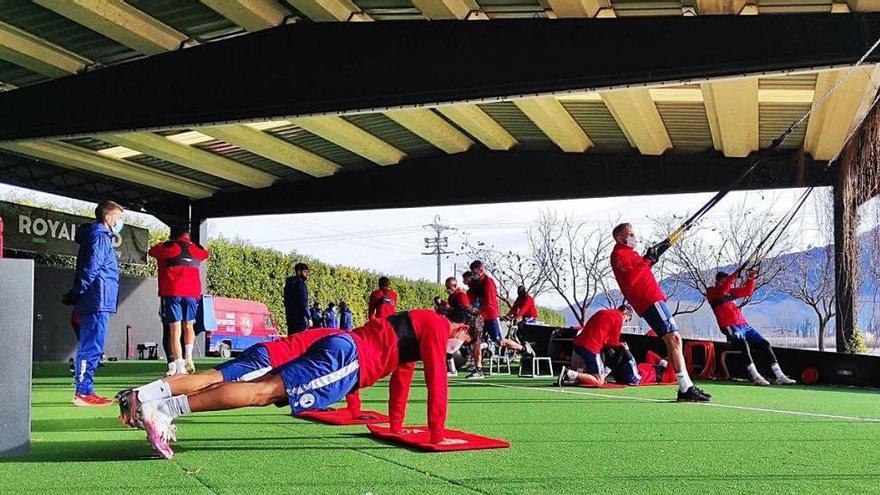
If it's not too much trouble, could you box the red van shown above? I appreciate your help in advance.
[205,296,280,358]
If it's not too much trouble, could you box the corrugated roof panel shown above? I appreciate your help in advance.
[560,101,631,149]
[0,0,139,65]
[656,102,713,151]
[760,103,811,149]
[757,0,832,14]
[354,0,426,19]
[479,102,554,150]
[127,154,236,188]
[343,113,437,158]
[0,60,47,87]
[611,0,683,16]
[478,0,547,18]
[760,73,818,90]
[267,124,374,171]
[63,137,115,152]
[127,0,243,42]
[194,140,308,179]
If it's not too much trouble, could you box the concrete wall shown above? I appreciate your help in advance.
[0,259,33,457]
[32,266,205,361]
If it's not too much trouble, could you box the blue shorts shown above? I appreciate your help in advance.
[162,296,198,324]
[641,301,679,337]
[213,344,272,382]
[725,325,768,346]
[483,319,502,343]
[572,346,603,375]
[275,334,360,414]
[609,353,641,385]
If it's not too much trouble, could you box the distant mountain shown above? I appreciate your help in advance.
[555,229,880,340]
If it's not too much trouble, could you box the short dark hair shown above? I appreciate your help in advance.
[94,200,123,222]
[715,271,729,281]
[612,223,631,238]
[469,260,483,271]
[378,276,390,288]
[170,224,189,240]
[462,271,472,280]
[327,302,336,308]
[294,262,309,273]
[445,277,457,286]
[617,304,633,314]
[517,285,526,293]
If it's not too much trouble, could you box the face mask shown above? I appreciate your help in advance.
[111,219,125,236]
[446,337,465,354]
[624,234,638,249]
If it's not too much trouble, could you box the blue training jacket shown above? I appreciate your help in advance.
[340,309,353,330]
[72,222,120,315]
[283,275,309,329]
[323,308,338,328]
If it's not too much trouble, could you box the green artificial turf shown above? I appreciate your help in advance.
[2,360,878,494]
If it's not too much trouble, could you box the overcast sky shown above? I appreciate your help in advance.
[5,182,865,307]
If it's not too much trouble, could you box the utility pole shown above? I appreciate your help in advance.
[422,215,455,284]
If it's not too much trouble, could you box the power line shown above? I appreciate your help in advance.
[422,215,455,284]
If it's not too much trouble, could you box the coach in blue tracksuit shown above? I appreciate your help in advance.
[66,200,123,407]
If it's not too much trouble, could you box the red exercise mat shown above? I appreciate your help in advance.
[367,424,510,452]
[296,408,389,425]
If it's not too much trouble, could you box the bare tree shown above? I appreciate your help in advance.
[773,247,836,351]
[459,236,550,309]
[528,212,615,325]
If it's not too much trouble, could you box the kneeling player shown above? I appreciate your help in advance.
[138,310,470,458]
[557,305,636,387]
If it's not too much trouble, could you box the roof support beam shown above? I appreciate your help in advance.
[0,141,216,199]
[435,104,517,151]
[290,116,406,165]
[804,66,880,160]
[701,79,759,157]
[514,97,592,152]
[286,0,372,21]
[96,132,277,188]
[200,0,290,31]
[600,89,671,155]
[0,20,90,77]
[411,0,480,19]
[193,150,830,218]
[848,1,880,11]
[384,108,473,154]
[3,13,880,140]
[694,0,748,14]
[199,124,341,177]
[35,0,191,55]
[547,0,610,18]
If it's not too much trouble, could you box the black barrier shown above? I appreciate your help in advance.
[520,324,880,388]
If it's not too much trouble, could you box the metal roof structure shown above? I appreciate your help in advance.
[0,1,879,224]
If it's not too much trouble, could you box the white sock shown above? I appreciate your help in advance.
[135,380,172,402]
[447,358,456,372]
[746,363,760,379]
[770,362,785,379]
[658,359,668,368]
[675,371,694,392]
[185,344,194,360]
[565,369,579,381]
[157,395,191,419]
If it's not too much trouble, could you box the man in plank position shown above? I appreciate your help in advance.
[706,269,796,386]
[610,223,711,402]
[556,305,638,387]
[135,309,471,458]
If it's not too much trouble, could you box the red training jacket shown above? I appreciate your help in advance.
[506,294,538,319]
[350,309,449,443]
[610,243,665,315]
[467,274,500,320]
[573,309,624,354]
[705,274,755,328]
[447,289,471,309]
[368,288,398,319]
[148,235,209,298]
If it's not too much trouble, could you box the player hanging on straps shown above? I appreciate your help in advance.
[136,309,471,459]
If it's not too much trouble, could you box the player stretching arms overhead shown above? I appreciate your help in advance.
[134,310,471,458]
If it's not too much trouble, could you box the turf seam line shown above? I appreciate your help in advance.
[464,382,880,423]
[168,456,221,495]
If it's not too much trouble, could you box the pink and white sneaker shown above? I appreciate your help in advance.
[141,401,176,460]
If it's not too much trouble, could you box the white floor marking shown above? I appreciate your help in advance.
[461,382,880,423]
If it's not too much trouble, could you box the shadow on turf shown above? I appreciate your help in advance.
[0,439,157,463]
[32,417,125,432]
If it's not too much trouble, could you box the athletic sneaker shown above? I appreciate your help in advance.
[115,389,143,428]
[166,361,178,376]
[174,359,187,376]
[774,375,797,385]
[466,370,485,380]
[141,401,176,460]
[677,386,711,402]
[752,375,771,386]
[694,385,712,398]
[72,393,113,407]
[556,366,572,387]
[185,359,196,375]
